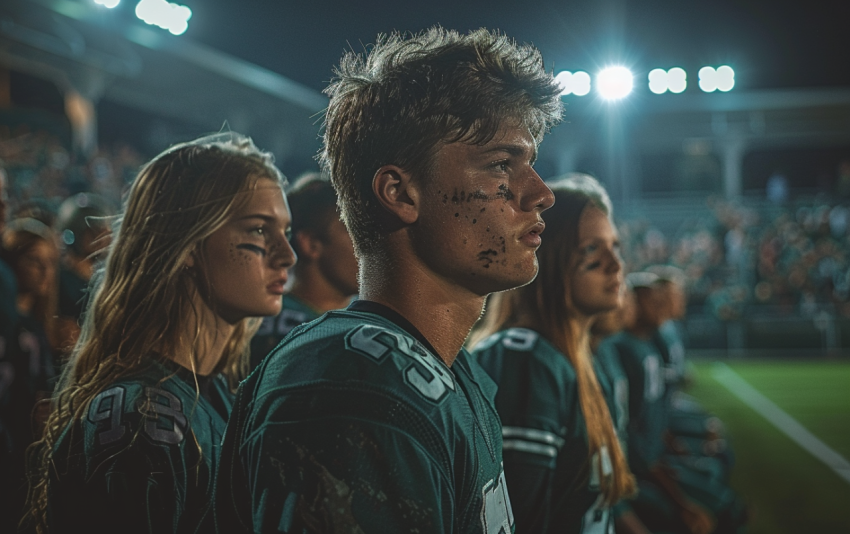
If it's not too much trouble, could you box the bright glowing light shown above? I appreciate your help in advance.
[667,67,687,93]
[135,0,192,35]
[698,66,718,92]
[555,71,573,95]
[597,66,633,100]
[716,65,735,91]
[648,68,668,94]
[94,0,120,7]
[572,71,591,96]
[554,70,591,96]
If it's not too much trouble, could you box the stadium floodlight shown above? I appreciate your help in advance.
[555,71,574,96]
[648,68,668,94]
[597,66,633,100]
[649,67,688,95]
[699,65,734,93]
[135,0,192,35]
[667,67,687,93]
[554,70,591,96]
[698,66,717,92]
[716,65,735,91]
[571,71,591,96]
[94,0,120,7]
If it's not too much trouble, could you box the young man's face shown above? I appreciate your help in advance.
[412,123,555,295]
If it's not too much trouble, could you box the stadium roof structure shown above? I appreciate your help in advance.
[0,0,327,172]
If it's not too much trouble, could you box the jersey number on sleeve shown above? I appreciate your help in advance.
[139,387,187,445]
[88,386,127,446]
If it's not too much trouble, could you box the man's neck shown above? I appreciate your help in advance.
[289,267,352,313]
[358,254,484,367]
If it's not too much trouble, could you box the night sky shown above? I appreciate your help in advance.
[181,0,850,93]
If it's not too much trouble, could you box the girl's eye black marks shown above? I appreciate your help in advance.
[585,261,601,271]
[236,244,267,257]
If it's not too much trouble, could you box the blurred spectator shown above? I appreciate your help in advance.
[766,171,789,203]
[0,217,58,531]
[54,193,112,358]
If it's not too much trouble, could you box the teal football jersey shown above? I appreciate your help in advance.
[48,359,233,534]
[653,321,686,387]
[215,301,514,534]
[250,294,321,370]
[607,332,668,476]
[594,340,630,452]
[472,328,615,534]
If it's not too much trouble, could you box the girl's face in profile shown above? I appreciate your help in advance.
[569,205,623,318]
[199,177,297,323]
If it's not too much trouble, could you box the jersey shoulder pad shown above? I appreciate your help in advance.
[473,328,576,381]
[254,311,459,408]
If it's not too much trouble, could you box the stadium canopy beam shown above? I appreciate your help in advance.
[1,0,327,172]
[30,0,326,113]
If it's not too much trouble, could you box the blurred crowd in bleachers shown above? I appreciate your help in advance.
[621,197,850,321]
[0,124,144,217]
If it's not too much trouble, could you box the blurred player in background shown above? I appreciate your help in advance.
[249,172,357,369]
[215,26,562,533]
[592,284,655,534]
[0,217,58,531]
[646,264,689,388]
[471,175,636,533]
[55,193,113,360]
[24,133,296,534]
[603,273,747,534]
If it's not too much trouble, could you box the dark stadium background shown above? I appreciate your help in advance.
[1,0,849,532]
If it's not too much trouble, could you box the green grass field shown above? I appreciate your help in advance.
[687,360,850,534]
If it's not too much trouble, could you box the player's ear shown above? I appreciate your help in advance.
[293,231,322,261]
[373,165,419,225]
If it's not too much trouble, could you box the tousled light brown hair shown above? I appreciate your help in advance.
[24,133,284,533]
[473,174,636,505]
[321,26,563,259]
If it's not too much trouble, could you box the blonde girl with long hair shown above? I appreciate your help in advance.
[24,133,296,534]
[470,174,635,533]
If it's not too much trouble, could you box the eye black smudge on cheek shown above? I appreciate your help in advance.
[236,243,267,259]
[496,183,515,201]
[472,219,477,224]
[455,213,459,217]
[477,249,498,269]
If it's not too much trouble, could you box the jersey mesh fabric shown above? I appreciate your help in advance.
[472,328,614,534]
[215,305,514,534]
[47,359,233,534]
